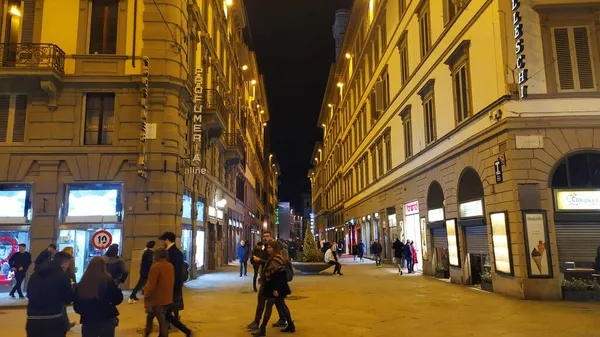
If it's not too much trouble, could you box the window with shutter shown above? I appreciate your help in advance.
[0,96,9,143]
[552,26,596,92]
[398,33,409,86]
[12,95,27,142]
[375,81,385,113]
[418,2,431,58]
[89,0,119,54]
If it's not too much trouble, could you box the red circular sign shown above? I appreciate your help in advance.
[91,230,113,250]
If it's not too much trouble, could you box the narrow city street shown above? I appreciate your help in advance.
[1,258,599,337]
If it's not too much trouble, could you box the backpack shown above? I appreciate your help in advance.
[182,261,190,283]
[285,262,294,282]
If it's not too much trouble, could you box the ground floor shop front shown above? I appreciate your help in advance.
[341,118,600,300]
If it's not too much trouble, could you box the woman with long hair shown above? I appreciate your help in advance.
[252,241,295,336]
[74,257,123,337]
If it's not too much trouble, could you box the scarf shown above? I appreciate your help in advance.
[264,253,286,280]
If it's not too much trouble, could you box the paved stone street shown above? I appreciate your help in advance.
[2,258,600,336]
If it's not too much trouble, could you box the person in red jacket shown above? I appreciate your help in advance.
[410,241,418,271]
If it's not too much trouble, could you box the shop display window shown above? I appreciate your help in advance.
[0,230,30,291]
[182,195,192,221]
[182,228,192,266]
[66,184,122,222]
[195,230,205,270]
[0,187,31,222]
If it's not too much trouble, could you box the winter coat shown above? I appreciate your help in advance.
[34,250,52,271]
[411,244,418,264]
[371,242,383,254]
[140,249,154,279]
[263,253,291,299]
[237,245,249,261]
[392,240,405,258]
[106,256,128,284]
[74,278,123,325]
[166,244,185,311]
[251,247,263,267]
[26,261,74,317]
[9,251,32,272]
[144,259,174,308]
[403,243,413,258]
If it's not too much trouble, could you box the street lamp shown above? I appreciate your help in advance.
[242,65,248,71]
[345,52,351,59]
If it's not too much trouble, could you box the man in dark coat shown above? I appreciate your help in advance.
[392,238,405,275]
[34,243,56,271]
[159,232,193,337]
[129,240,155,303]
[404,240,414,273]
[371,239,383,267]
[9,243,32,298]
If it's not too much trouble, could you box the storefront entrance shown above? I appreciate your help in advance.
[0,228,30,292]
[404,201,422,272]
[58,228,122,282]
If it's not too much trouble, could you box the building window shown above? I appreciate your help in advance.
[444,0,467,25]
[399,0,406,17]
[418,79,436,145]
[398,33,409,86]
[89,0,119,54]
[371,146,377,181]
[551,26,596,92]
[400,105,412,159]
[377,141,384,177]
[384,129,392,171]
[418,1,431,58]
[84,93,115,145]
[0,95,27,144]
[445,41,472,124]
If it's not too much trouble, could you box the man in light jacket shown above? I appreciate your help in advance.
[325,246,343,276]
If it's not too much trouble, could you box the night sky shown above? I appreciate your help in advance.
[245,0,353,209]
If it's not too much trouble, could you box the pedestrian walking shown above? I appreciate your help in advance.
[9,243,31,299]
[287,238,297,261]
[371,239,383,267]
[337,239,344,257]
[352,243,358,262]
[129,241,156,303]
[247,231,286,331]
[404,240,414,273]
[34,243,56,271]
[358,240,365,262]
[251,242,264,292]
[410,240,418,272]
[238,240,249,277]
[252,240,295,336]
[392,238,405,275]
[143,247,174,337]
[60,246,77,331]
[73,257,123,337]
[105,244,128,285]
[25,252,74,337]
[159,232,193,336]
[324,244,343,276]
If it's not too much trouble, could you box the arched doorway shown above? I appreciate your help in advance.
[457,168,489,285]
[427,181,449,277]
[550,151,600,273]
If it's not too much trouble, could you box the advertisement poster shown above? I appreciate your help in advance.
[523,211,552,278]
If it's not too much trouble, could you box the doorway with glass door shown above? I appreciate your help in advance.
[57,228,122,282]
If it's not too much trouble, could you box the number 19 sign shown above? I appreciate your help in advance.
[91,230,113,250]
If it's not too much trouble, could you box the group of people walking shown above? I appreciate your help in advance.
[22,231,194,337]
[393,238,418,275]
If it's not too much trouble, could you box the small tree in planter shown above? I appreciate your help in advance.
[562,278,592,301]
[292,228,328,274]
[435,263,447,278]
[480,270,493,292]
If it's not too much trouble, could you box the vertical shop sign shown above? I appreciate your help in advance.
[192,67,204,163]
[513,0,528,98]
[138,57,149,178]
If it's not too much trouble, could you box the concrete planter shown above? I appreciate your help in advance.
[562,290,592,302]
[592,291,600,301]
[481,281,493,292]
[292,262,332,274]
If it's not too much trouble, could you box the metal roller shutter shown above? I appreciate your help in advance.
[555,222,600,263]
[465,226,489,255]
[431,227,448,249]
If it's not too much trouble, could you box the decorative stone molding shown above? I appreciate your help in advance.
[40,80,59,111]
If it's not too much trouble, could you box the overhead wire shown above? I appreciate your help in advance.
[151,0,181,50]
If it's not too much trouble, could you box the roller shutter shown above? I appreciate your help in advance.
[555,222,600,264]
[465,225,489,255]
[431,227,448,249]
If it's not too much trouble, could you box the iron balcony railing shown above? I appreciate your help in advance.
[201,89,226,124]
[222,132,245,158]
[0,43,66,74]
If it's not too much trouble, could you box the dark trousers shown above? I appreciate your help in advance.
[165,307,191,335]
[252,265,259,291]
[10,271,25,297]
[62,305,72,331]
[82,319,115,337]
[260,297,293,329]
[240,260,248,276]
[405,257,414,272]
[26,317,66,337]
[327,261,342,274]
[130,276,147,299]
[375,253,382,266]
[144,306,169,337]
[254,284,284,324]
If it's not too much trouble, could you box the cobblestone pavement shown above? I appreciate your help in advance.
[2,258,600,336]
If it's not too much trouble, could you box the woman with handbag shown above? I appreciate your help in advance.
[252,241,295,336]
[74,257,123,337]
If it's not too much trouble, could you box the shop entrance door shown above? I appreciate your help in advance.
[58,228,122,282]
[404,214,422,272]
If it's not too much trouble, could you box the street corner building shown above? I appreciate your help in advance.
[0,0,280,290]
[308,0,600,300]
